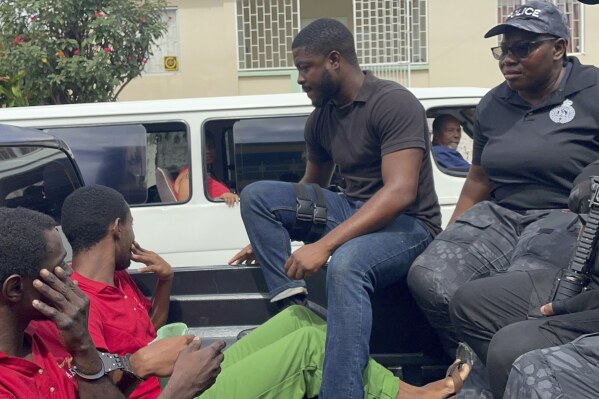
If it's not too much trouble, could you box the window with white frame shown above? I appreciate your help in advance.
[236,0,300,71]
[145,8,181,74]
[497,0,582,53]
[353,0,428,65]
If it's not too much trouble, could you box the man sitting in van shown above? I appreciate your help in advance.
[230,18,444,399]
[174,132,239,206]
[431,114,470,171]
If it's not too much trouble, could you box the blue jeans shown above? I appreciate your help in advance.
[240,181,432,399]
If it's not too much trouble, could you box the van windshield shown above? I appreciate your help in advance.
[46,125,147,204]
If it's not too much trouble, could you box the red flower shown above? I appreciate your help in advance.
[103,47,111,54]
[95,12,104,17]
[12,35,24,45]
[30,16,37,22]
[140,17,145,23]
[73,50,80,55]
[142,58,148,65]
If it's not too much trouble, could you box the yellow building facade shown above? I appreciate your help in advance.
[119,0,599,101]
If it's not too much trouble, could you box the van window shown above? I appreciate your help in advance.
[45,122,189,206]
[0,146,81,222]
[204,116,308,197]
[232,116,308,191]
[145,122,189,204]
[426,106,477,177]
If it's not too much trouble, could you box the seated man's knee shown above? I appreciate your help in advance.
[297,325,323,339]
[290,326,326,352]
[240,181,293,216]
[239,181,273,204]
[327,247,364,286]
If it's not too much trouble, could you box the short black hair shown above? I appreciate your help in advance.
[61,185,129,254]
[292,18,359,67]
[0,207,56,284]
[432,114,460,135]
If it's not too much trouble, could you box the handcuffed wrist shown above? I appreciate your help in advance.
[71,351,146,381]
[128,351,151,379]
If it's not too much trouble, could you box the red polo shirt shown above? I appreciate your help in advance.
[0,326,77,399]
[71,270,161,399]
[207,176,230,198]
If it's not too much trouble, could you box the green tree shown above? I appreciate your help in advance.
[0,0,167,106]
[0,71,28,107]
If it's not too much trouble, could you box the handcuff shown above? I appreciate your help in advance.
[70,351,145,381]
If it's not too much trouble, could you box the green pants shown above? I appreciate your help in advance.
[199,305,399,399]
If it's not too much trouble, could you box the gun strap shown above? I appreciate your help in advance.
[293,183,328,242]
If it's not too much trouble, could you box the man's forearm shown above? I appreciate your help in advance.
[319,185,412,253]
[157,378,197,399]
[150,277,174,329]
[318,149,421,252]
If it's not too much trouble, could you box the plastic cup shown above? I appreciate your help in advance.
[154,322,189,388]
[155,322,189,340]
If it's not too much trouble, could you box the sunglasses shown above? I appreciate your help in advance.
[491,37,556,60]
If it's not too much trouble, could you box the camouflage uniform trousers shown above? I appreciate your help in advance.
[504,332,599,399]
[407,200,580,353]
[450,269,599,398]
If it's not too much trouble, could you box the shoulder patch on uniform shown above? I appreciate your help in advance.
[549,99,575,124]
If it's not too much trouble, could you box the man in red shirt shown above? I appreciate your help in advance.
[57,185,225,398]
[0,207,126,398]
[1,206,225,399]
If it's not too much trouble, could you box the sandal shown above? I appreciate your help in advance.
[445,342,475,398]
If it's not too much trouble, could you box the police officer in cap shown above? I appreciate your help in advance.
[408,1,599,397]
[503,3,599,399]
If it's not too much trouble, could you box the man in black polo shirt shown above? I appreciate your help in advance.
[405,1,599,398]
[230,18,443,399]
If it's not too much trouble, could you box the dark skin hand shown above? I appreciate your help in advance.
[540,303,554,316]
[32,266,95,357]
[228,244,257,265]
[132,242,174,281]
[131,241,174,330]
[159,338,226,399]
[129,335,196,378]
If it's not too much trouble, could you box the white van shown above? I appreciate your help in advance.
[0,88,487,268]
